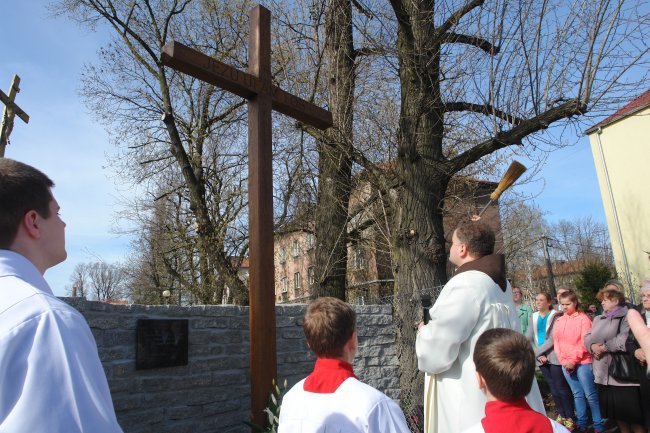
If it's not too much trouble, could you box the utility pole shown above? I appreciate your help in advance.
[0,74,30,157]
[541,235,556,298]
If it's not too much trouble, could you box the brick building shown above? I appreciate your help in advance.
[273,176,503,303]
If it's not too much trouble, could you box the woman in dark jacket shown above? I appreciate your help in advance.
[584,289,644,433]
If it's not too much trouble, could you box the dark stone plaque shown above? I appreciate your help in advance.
[136,319,189,370]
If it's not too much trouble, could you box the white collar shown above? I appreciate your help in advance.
[0,249,53,295]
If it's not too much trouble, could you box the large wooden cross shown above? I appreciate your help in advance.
[161,5,332,428]
[0,75,30,158]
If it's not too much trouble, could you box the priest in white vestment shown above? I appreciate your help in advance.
[416,222,545,433]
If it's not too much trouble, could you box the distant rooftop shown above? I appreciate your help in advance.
[586,89,650,134]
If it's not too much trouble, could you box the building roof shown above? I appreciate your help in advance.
[586,89,650,134]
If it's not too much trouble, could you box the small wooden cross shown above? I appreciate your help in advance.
[161,5,332,428]
[0,74,30,158]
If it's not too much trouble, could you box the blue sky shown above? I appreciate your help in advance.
[2,1,612,295]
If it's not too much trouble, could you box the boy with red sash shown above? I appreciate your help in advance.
[462,328,569,433]
[278,297,410,433]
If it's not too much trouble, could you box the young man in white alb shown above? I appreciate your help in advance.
[0,159,123,432]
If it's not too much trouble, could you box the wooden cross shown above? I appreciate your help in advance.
[161,5,332,428]
[0,74,30,158]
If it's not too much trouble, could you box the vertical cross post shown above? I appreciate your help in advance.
[247,6,277,428]
[159,5,332,428]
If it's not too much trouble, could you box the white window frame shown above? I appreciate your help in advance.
[306,233,315,250]
[292,239,300,257]
[308,267,315,286]
[355,246,365,270]
[279,247,286,263]
[294,272,301,290]
[281,277,288,293]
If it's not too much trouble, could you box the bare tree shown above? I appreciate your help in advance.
[87,261,128,301]
[67,262,90,298]
[67,261,128,301]
[53,0,253,304]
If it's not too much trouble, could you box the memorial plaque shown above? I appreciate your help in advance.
[136,319,189,370]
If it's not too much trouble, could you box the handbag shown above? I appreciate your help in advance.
[609,351,639,382]
[607,317,639,383]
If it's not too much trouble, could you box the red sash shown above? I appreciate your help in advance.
[303,358,357,393]
[481,399,553,433]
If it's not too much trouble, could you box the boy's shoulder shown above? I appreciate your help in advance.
[460,416,570,433]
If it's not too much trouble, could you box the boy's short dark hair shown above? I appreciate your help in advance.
[303,297,356,358]
[473,328,535,402]
[0,159,54,248]
[454,222,495,258]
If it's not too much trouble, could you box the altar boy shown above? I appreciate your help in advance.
[278,297,410,433]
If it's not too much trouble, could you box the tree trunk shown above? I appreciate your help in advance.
[313,0,355,300]
[389,0,451,422]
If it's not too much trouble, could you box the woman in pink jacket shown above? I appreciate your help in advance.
[553,290,604,433]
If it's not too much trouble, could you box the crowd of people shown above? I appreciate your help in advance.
[3,158,650,433]
[518,282,650,433]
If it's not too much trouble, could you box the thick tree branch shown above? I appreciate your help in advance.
[444,101,521,125]
[449,99,587,173]
[353,46,388,58]
[388,0,415,43]
[351,0,373,19]
[441,33,499,55]
[438,0,484,35]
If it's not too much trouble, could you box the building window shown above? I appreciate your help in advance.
[308,267,315,286]
[281,277,288,293]
[292,239,300,257]
[279,247,286,264]
[354,247,365,270]
[294,272,301,290]
[306,233,315,250]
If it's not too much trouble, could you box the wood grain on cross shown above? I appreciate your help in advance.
[161,5,332,428]
[0,75,30,158]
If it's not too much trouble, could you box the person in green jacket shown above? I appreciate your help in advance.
[513,286,534,334]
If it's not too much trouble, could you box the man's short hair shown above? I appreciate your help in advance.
[0,159,54,248]
[454,221,495,258]
[303,297,356,358]
[473,328,535,402]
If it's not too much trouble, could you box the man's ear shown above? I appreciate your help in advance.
[458,242,469,259]
[347,331,358,352]
[476,371,487,392]
[21,210,42,239]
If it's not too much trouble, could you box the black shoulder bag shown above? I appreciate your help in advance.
[608,316,640,383]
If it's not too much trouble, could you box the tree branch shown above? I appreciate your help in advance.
[444,101,521,125]
[441,33,499,55]
[353,46,389,58]
[438,0,484,35]
[449,99,587,173]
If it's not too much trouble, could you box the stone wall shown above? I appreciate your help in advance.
[63,299,399,433]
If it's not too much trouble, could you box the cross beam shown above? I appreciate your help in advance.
[161,5,332,429]
[0,75,30,158]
